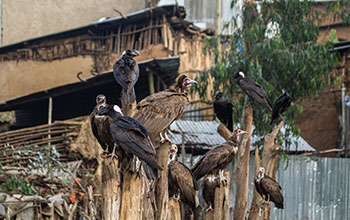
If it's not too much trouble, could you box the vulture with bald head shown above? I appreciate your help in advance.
[168,145,199,213]
[97,104,162,180]
[234,71,272,111]
[255,167,284,209]
[113,49,140,104]
[90,94,118,157]
[132,75,198,142]
[191,128,247,183]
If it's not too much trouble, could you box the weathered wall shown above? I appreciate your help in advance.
[1,0,147,46]
[295,90,340,151]
[0,56,94,100]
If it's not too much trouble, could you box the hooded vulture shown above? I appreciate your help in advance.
[202,175,220,211]
[90,94,116,157]
[255,167,284,209]
[131,75,198,143]
[271,89,292,125]
[214,90,233,132]
[168,145,199,212]
[113,49,140,104]
[97,104,162,180]
[191,129,247,183]
[234,71,272,111]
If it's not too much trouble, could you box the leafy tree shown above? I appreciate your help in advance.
[193,0,340,148]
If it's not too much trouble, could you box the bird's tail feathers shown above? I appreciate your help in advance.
[142,160,160,180]
[122,88,136,104]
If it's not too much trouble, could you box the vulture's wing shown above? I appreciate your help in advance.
[90,107,108,151]
[191,143,232,180]
[261,175,284,206]
[114,117,155,155]
[239,78,272,110]
[169,161,198,209]
[132,91,188,135]
[127,60,139,88]
[113,58,128,89]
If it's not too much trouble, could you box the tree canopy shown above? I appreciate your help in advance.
[193,0,344,148]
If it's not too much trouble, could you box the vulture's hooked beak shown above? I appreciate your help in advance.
[130,49,140,57]
[185,77,198,86]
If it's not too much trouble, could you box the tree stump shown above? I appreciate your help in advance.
[155,141,170,220]
[167,198,181,220]
[102,159,121,220]
[248,120,284,220]
[233,104,253,220]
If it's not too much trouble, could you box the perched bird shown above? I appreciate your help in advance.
[233,71,272,111]
[254,167,284,209]
[270,89,292,125]
[132,75,198,143]
[213,91,233,132]
[90,94,117,157]
[202,175,220,211]
[168,145,199,212]
[97,104,163,180]
[113,49,140,104]
[191,129,247,183]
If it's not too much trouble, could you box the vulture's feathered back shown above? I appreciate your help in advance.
[255,167,284,209]
[131,75,197,139]
[234,71,272,111]
[98,105,162,180]
[213,91,233,132]
[113,49,140,104]
[271,90,292,124]
[191,129,247,180]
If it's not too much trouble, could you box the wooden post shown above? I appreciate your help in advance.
[247,147,262,220]
[155,141,170,220]
[233,104,253,220]
[120,171,143,219]
[167,198,181,220]
[148,70,155,95]
[119,98,144,220]
[102,159,122,220]
[223,171,231,220]
[248,120,284,220]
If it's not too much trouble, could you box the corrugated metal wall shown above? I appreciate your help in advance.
[243,155,350,220]
[187,154,350,219]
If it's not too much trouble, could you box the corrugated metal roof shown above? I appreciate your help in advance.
[168,120,315,153]
[168,120,226,151]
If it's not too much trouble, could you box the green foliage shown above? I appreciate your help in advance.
[2,176,37,195]
[193,0,340,149]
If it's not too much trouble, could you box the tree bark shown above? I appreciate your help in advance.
[233,104,253,220]
[155,141,170,220]
[248,120,284,220]
[102,159,121,220]
[167,198,181,220]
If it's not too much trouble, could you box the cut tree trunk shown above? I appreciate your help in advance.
[119,99,144,220]
[155,141,170,220]
[167,198,181,220]
[248,120,284,220]
[233,104,253,220]
[102,159,121,220]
